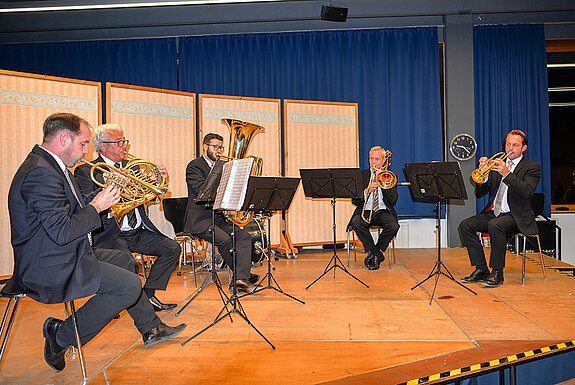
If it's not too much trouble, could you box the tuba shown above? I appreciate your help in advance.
[471,152,509,184]
[218,118,265,227]
[80,152,169,223]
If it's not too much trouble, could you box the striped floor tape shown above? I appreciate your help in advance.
[398,340,575,385]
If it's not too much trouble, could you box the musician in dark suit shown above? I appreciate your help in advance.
[349,146,400,270]
[74,124,180,312]
[183,133,260,294]
[8,113,185,371]
[459,129,541,287]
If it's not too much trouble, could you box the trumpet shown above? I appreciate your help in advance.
[80,152,169,222]
[471,152,509,184]
[361,150,397,223]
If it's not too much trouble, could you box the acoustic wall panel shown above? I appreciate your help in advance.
[284,100,359,246]
[107,83,196,236]
[199,95,282,246]
[0,69,101,275]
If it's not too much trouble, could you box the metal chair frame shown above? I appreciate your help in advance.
[0,282,87,383]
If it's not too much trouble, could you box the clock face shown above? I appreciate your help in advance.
[450,134,477,161]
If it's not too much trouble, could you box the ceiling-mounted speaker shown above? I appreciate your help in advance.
[320,5,348,22]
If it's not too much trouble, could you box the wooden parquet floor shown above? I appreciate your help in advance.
[1,247,574,384]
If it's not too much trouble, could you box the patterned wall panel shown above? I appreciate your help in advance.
[284,100,359,246]
[0,70,100,275]
[199,95,282,245]
[107,83,196,236]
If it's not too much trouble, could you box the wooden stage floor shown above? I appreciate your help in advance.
[1,247,574,384]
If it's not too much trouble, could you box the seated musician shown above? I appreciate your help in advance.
[183,133,260,294]
[8,113,185,371]
[74,124,180,312]
[459,130,540,287]
[349,146,400,270]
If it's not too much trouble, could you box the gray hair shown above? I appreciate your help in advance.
[93,123,123,153]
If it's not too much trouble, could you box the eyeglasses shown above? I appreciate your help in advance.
[102,139,129,147]
[207,144,225,151]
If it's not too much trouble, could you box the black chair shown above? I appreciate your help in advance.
[0,275,87,381]
[163,197,206,286]
[512,192,547,284]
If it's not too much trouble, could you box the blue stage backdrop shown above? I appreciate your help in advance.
[179,27,443,217]
[473,24,551,216]
[0,27,442,216]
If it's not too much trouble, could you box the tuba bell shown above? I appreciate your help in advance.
[218,118,265,227]
[80,152,169,223]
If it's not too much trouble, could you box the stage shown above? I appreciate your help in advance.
[1,247,574,384]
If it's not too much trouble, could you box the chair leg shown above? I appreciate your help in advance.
[536,235,546,280]
[0,294,24,365]
[522,235,527,285]
[346,229,351,268]
[68,301,87,382]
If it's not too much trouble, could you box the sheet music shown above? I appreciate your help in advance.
[214,157,254,211]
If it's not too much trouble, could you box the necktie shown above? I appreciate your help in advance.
[64,169,92,245]
[372,187,379,212]
[114,162,138,229]
[493,159,513,217]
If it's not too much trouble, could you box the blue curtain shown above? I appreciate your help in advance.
[0,38,178,120]
[180,28,443,216]
[473,24,551,215]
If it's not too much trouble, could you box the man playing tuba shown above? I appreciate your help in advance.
[74,124,180,312]
[183,132,261,294]
[349,146,400,270]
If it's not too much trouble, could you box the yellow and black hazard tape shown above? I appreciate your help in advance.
[397,340,575,385]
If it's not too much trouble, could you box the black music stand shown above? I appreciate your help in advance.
[240,176,304,304]
[182,158,275,349]
[175,160,229,317]
[405,162,477,304]
[300,168,368,289]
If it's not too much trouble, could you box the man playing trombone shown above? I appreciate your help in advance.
[349,146,400,270]
[74,124,180,311]
[459,130,540,287]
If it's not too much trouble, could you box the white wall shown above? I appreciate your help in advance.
[551,212,575,265]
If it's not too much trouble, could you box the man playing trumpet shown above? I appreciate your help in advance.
[349,146,400,270]
[459,130,541,287]
[74,124,180,311]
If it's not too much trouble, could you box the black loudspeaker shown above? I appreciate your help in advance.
[321,5,348,22]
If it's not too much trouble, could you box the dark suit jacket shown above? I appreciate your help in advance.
[351,168,399,217]
[183,157,223,235]
[477,157,541,235]
[8,145,102,304]
[74,155,161,249]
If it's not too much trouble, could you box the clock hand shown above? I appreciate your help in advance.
[456,144,470,155]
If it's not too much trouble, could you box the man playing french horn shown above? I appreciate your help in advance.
[349,146,400,270]
[74,124,181,311]
[459,130,541,287]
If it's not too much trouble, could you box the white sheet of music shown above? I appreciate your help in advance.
[214,157,254,211]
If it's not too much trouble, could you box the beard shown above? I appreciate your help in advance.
[207,150,218,162]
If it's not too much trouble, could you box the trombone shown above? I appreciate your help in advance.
[361,150,397,223]
[471,152,509,184]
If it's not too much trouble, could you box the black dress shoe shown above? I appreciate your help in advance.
[142,322,187,347]
[366,250,385,270]
[364,253,375,269]
[483,270,504,287]
[462,268,490,283]
[42,317,66,371]
[249,273,260,284]
[148,296,177,312]
[230,279,262,294]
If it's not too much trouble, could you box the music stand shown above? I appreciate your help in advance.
[240,176,304,304]
[300,168,368,289]
[175,160,229,317]
[405,162,477,304]
[183,159,275,349]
